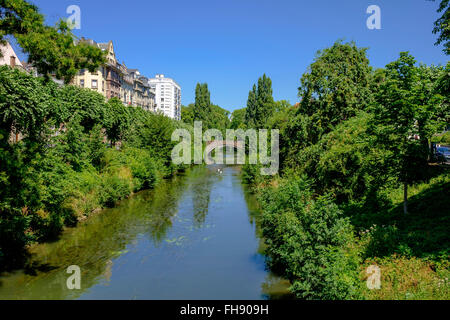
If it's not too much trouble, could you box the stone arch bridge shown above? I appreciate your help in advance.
[204,140,245,164]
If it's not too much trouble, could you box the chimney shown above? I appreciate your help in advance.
[10,56,16,68]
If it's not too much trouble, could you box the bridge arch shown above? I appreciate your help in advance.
[204,140,245,164]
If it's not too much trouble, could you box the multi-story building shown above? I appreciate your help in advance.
[138,75,156,112]
[120,63,135,106]
[127,69,156,112]
[98,41,122,100]
[73,38,122,99]
[0,41,24,69]
[148,74,181,120]
[73,38,106,95]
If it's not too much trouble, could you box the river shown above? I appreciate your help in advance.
[0,165,291,300]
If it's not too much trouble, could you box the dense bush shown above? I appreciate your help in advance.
[0,66,186,269]
[259,177,361,299]
[98,170,133,208]
[103,147,159,192]
[242,44,449,299]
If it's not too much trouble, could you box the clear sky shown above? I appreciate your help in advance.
[20,0,449,112]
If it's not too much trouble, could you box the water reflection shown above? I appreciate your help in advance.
[0,166,291,300]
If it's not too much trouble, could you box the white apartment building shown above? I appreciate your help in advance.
[148,74,181,120]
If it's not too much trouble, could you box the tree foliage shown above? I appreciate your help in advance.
[194,83,212,126]
[245,74,275,129]
[0,0,105,83]
[297,41,373,142]
[260,177,361,299]
[230,107,246,130]
[0,65,185,269]
[432,0,450,55]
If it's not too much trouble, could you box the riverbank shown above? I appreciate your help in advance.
[0,66,191,270]
[243,165,450,300]
[0,166,291,300]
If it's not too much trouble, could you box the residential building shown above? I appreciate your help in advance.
[128,69,156,112]
[139,75,156,112]
[98,41,122,100]
[148,74,181,120]
[0,41,24,70]
[72,38,155,113]
[120,63,135,106]
[72,38,120,98]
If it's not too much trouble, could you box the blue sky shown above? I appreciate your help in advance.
[19,0,449,112]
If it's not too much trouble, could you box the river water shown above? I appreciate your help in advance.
[0,165,291,300]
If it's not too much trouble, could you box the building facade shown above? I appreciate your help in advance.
[99,41,122,100]
[148,74,181,120]
[120,64,135,106]
[0,41,24,69]
[73,38,156,113]
[73,39,123,100]
[73,38,107,95]
[128,69,155,112]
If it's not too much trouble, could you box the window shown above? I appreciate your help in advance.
[161,98,164,102]
[80,79,85,88]
[92,80,98,89]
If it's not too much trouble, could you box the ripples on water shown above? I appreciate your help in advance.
[0,165,292,300]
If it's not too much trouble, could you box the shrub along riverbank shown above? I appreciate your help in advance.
[241,42,449,299]
[0,66,191,270]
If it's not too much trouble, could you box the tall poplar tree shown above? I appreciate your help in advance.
[245,84,257,127]
[245,74,275,129]
[194,83,212,127]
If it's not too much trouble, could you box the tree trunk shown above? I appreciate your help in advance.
[403,183,408,215]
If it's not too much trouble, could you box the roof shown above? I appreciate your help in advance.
[97,43,109,50]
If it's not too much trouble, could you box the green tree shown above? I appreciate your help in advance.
[432,0,450,55]
[255,74,275,128]
[245,74,275,129]
[104,98,130,146]
[370,52,430,215]
[194,83,212,127]
[0,66,51,142]
[298,41,373,142]
[181,104,195,125]
[245,84,257,127]
[0,0,105,83]
[433,62,450,130]
[230,107,246,129]
[210,104,230,133]
[260,177,360,299]
[57,85,108,132]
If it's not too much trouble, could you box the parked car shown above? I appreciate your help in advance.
[436,146,450,163]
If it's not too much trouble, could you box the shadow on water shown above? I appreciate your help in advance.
[0,173,188,299]
[0,165,292,300]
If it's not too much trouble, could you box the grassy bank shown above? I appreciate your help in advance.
[244,167,449,300]
[238,43,449,300]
